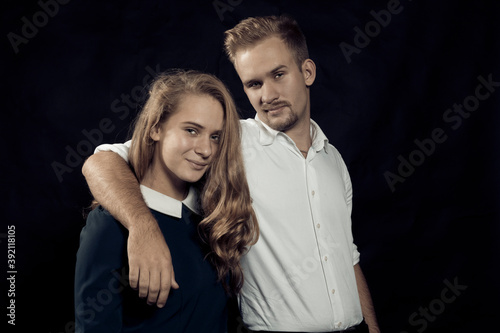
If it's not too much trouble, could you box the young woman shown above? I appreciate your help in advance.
[74,70,259,332]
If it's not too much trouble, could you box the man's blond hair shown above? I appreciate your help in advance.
[224,15,309,69]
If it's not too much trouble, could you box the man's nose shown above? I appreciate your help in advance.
[261,82,279,104]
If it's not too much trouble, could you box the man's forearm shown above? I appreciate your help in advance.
[354,263,380,332]
[82,151,152,230]
[82,151,178,306]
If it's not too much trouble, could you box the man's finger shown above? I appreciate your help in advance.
[156,267,179,308]
[138,270,149,298]
[147,270,161,305]
[156,286,170,308]
[129,264,139,290]
[171,271,179,290]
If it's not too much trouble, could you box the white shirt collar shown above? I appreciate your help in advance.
[254,114,329,152]
[139,185,199,218]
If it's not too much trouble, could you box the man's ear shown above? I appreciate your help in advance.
[302,59,316,87]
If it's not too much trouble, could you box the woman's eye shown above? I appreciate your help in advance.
[211,134,220,142]
[186,128,197,135]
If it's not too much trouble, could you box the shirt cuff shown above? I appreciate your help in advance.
[94,140,131,163]
[352,243,360,265]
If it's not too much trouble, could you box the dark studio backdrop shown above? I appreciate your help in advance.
[1,0,499,332]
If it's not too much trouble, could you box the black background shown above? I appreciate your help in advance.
[2,0,499,332]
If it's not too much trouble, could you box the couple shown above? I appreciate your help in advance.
[75,15,380,333]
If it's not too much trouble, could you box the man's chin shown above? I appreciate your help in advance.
[269,120,294,132]
[258,110,297,132]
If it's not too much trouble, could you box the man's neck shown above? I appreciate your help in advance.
[284,117,312,157]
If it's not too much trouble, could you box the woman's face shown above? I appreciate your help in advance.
[150,93,224,196]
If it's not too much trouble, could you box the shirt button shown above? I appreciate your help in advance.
[324,256,328,261]
[337,322,342,328]
[331,289,335,294]
[311,190,315,196]
[316,223,321,229]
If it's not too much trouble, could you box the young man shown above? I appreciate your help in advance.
[82,15,380,333]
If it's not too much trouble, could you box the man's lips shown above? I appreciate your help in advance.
[263,103,289,112]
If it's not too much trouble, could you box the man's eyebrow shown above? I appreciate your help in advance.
[243,77,258,86]
[243,65,288,86]
[270,65,287,73]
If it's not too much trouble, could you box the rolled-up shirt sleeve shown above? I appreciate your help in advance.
[94,140,131,163]
[339,152,361,266]
[352,243,360,266]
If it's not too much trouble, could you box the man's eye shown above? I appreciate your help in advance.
[248,82,261,88]
[186,128,197,135]
[211,135,220,143]
[275,72,284,79]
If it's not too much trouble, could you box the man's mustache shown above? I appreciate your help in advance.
[262,101,290,111]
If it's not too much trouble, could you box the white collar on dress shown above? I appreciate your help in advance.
[139,185,199,218]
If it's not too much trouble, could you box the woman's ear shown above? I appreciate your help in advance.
[150,124,161,141]
[302,59,316,87]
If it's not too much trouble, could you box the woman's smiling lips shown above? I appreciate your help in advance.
[187,159,208,170]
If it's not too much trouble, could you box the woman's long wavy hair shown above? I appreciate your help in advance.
[128,69,258,295]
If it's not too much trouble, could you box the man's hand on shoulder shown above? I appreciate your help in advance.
[127,218,179,308]
[82,150,178,307]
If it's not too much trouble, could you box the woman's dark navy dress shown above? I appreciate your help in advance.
[74,186,228,332]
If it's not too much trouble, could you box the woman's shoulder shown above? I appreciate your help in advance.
[86,205,118,224]
[82,205,127,243]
